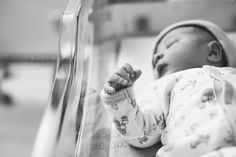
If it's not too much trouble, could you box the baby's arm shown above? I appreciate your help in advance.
[101,63,164,148]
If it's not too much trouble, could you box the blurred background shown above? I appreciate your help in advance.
[0,0,68,156]
[1,0,236,157]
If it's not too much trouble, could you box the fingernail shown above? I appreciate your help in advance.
[110,88,115,93]
[123,80,128,85]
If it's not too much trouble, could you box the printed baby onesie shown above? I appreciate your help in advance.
[100,66,236,157]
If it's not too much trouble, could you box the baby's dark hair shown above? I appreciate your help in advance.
[152,26,228,68]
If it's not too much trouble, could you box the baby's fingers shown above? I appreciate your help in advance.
[131,69,142,83]
[108,74,129,85]
[121,63,135,78]
[116,68,132,85]
[103,83,116,94]
[104,74,129,94]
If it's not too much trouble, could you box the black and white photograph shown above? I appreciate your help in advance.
[1,0,236,157]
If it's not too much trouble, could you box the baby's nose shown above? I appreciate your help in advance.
[156,53,164,60]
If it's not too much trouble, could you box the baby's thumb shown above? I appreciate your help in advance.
[132,69,142,83]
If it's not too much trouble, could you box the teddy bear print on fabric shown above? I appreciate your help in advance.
[209,109,218,119]
[197,88,216,109]
[223,129,235,145]
[111,104,118,110]
[219,124,235,145]
[155,113,166,130]
[180,80,197,91]
[185,123,200,137]
[190,134,210,149]
[175,116,185,127]
[201,88,216,103]
[138,136,148,144]
[138,131,149,144]
[113,115,129,135]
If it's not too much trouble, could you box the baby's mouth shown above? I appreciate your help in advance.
[157,63,168,78]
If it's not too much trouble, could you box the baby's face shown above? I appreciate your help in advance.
[153,27,209,79]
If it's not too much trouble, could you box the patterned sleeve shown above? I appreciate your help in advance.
[200,147,236,157]
[100,85,165,148]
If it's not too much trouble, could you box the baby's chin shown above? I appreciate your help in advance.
[154,65,183,79]
[157,69,179,79]
[157,66,200,79]
[157,70,171,79]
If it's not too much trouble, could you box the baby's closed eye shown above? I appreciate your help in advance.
[166,39,179,49]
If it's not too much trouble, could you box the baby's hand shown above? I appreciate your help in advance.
[104,63,142,94]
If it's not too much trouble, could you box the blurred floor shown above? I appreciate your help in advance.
[0,64,53,157]
[0,104,45,157]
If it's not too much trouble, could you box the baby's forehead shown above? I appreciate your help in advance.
[157,26,210,46]
[152,26,212,56]
[161,26,202,40]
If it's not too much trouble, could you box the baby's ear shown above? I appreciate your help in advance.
[206,40,223,64]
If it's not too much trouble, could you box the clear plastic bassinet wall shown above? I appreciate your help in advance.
[32,0,236,157]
